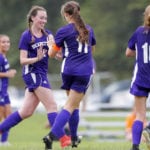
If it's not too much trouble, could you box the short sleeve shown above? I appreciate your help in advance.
[18,30,31,51]
[128,30,137,51]
[55,27,66,47]
[0,55,4,66]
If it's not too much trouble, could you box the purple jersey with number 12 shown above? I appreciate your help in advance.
[55,23,96,76]
[128,26,150,88]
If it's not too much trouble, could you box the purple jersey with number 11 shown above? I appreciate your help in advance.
[55,23,96,76]
[128,26,150,88]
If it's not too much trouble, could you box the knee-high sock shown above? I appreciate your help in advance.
[47,112,57,126]
[0,111,22,132]
[1,130,9,142]
[132,120,143,145]
[51,109,71,139]
[69,109,79,140]
[148,122,150,129]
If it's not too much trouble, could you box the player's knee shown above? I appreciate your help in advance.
[19,110,33,119]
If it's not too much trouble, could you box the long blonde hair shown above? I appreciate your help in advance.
[144,5,150,27]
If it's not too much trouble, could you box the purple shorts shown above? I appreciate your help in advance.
[130,82,150,97]
[61,73,92,93]
[23,73,51,92]
[0,94,10,106]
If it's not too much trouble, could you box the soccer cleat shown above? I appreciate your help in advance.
[129,144,140,150]
[130,146,140,150]
[71,135,82,148]
[60,135,71,148]
[130,148,140,150]
[143,127,150,150]
[43,134,53,150]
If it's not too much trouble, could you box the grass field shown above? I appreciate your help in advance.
[0,112,148,150]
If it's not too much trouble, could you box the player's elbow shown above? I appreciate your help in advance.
[125,48,135,57]
[125,51,131,57]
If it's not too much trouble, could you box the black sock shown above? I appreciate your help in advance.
[132,144,139,150]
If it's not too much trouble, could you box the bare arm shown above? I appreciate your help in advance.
[20,50,38,65]
[0,69,16,78]
[125,48,136,57]
[47,35,61,58]
[92,45,95,52]
[20,46,46,65]
[48,46,58,58]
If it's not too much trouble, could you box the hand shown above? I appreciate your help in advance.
[55,50,63,61]
[37,45,46,61]
[7,69,17,78]
[47,34,55,50]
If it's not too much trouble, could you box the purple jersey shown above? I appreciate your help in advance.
[18,29,52,75]
[0,54,9,95]
[55,23,96,76]
[128,26,150,88]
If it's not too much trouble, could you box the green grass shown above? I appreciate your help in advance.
[0,113,148,150]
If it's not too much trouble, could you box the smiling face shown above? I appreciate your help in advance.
[31,10,47,30]
[0,35,10,54]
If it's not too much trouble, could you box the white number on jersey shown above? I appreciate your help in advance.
[77,39,88,53]
[142,42,150,63]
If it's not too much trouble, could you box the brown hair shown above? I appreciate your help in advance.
[27,5,48,44]
[0,34,9,41]
[61,1,89,43]
[144,5,150,27]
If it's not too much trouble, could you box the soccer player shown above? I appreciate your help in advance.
[43,1,96,149]
[125,105,147,142]
[125,5,150,150]
[0,34,16,146]
[0,5,58,144]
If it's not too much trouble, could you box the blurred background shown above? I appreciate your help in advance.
[0,0,148,110]
[1,0,150,142]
